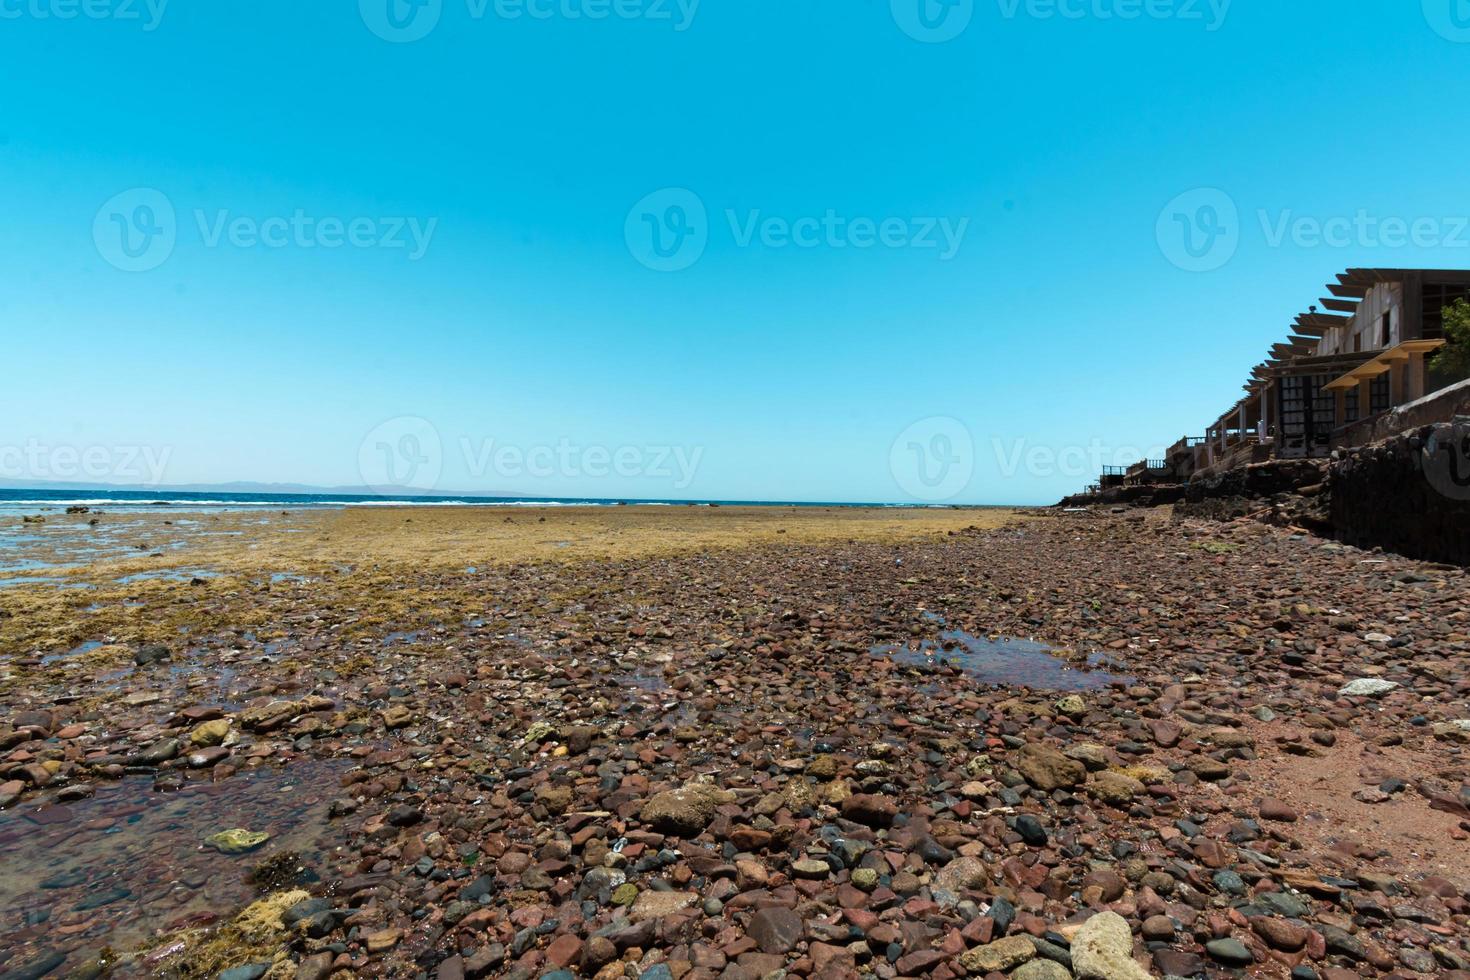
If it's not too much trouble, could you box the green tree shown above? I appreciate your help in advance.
[1431,298,1470,378]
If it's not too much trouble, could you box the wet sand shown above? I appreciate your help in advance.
[0,505,1467,979]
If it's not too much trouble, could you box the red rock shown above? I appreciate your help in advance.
[894,948,947,975]
[1250,916,1309,952]
[544,934,582,968]
[842,794,897,828]
[1151,721,1182,747]
[747,907,804,955]
[1258,798,1299,822]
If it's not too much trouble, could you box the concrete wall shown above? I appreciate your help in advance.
[1317,282,1403,356]
[1333,377,1470,448]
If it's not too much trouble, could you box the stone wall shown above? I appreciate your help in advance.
[1170,459,1330,531]
[1057,484,1186,509]
[1333,376,1470,449]
[1182,459,1326,502]
[1328,420,1470,565]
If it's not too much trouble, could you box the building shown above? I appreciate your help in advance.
[1091,268,1470,490]
[1189,268,1470,476]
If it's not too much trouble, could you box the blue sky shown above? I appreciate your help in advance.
[3,0,1470,504]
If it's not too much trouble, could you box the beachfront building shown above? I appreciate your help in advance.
[1185,268,1470,475]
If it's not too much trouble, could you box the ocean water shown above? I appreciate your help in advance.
[0,488,961,518]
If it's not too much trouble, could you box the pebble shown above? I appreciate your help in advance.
[2,511,1468,980]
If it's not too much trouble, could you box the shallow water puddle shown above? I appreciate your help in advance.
[0,576,77,589]
[873,629,1133,691]
[0,759,352,977]
[39,641,104,667]
[114,568,218,586]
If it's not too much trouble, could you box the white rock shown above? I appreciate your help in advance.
[1072,910,1151,980]
[1338,678,1399,698]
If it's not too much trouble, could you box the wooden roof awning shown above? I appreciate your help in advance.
[1319,297,1360,313]
[1298,313,1349,331]
[1320,339,1445,391]
[1262,350,1377,378]
[1338,268,1411,287]
[1327,282,1369,298]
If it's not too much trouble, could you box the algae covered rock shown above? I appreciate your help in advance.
[206,829,271,855]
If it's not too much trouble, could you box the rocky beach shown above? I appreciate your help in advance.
[1,505,1467,980]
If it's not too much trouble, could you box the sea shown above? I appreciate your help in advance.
[0,488,955,518]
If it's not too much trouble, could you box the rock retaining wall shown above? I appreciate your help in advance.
[1057,484,1186,509]
[1329,420,1470,565]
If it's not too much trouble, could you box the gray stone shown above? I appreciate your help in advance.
[1338,678,1399,698]
[1205,938,1254,966]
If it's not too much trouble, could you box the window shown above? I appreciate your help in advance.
[1381,311,1391,347]
[1423,282,1470,340]
[1353,334,1362,353]
[1370,374,1391,414]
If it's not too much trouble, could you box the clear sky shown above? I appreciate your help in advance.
[4,0,1470,504]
